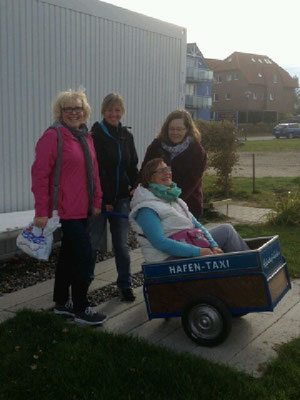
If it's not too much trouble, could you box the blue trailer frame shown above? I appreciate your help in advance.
[142,235,291,346]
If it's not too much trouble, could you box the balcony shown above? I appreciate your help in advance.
[186,67,213,82]
[185,95,212,109]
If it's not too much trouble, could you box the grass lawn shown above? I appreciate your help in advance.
[203,175,300,208]
[0,309,299,400]
[234,224,300,279]
[238,138,300,152]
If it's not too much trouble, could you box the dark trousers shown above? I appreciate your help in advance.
[53,219,94,312]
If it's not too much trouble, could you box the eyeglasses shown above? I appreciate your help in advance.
[152,166,172,175]
[62,107,84,114]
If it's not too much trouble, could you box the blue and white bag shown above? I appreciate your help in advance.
[16,213,61,261]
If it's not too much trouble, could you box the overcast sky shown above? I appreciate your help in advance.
[104,0,299,74]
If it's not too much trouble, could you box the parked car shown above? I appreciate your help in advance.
[273,123,300,139]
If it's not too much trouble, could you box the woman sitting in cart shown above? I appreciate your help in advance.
[129,158,249,263]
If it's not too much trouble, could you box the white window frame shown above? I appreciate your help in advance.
[213,93,219,102]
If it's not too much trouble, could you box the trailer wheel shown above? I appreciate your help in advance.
[182,295,232,347]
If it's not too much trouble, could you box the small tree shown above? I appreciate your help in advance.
[196,119,239,197]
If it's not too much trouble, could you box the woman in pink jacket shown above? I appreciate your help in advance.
[31,90,107,326]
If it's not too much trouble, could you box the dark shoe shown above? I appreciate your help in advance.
[54,300,75,317]
[120,288,136,302]
[74,307,107,326]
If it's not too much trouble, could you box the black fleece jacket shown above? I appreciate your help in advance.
[91,120,138,206]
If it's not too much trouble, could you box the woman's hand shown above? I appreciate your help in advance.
[105,204,114,212]
[34,216,48,229]
[93,207,101,216]
[200,248,213,256]
[211,246,224,254]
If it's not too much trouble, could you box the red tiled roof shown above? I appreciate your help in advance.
[212,52,297,88]
[204,58,222,70]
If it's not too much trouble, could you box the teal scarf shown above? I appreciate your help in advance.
[148,182,182,203]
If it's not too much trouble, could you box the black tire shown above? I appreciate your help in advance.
[182,295,232,347]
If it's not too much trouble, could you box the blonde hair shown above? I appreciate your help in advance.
[157,109,201,143]
[101,93,125,115]
[52,89,91,123]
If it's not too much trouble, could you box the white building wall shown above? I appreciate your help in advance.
[0,0,186,213]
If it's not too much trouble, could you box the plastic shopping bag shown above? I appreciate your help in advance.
[16,215,61,261]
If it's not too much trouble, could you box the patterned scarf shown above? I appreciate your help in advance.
[148,182,182,203]
[61,122,95,215]
[161,136,190,160]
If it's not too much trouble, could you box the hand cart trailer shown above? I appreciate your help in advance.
[142,235,291,347]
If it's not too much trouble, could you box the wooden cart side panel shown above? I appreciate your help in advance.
[145,274,268,315]
[268,266,290,304]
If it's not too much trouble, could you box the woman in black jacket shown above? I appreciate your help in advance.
[90,93,138,301]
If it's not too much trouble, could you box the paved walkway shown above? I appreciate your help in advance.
[214,203,271,224]
[1,204,299,378]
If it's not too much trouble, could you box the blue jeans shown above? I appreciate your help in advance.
[53,219,94,312]
[90,198,131,290]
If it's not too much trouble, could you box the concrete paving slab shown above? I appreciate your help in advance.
[93,248,143,276]
[0,279,54,310]
[0,310,16,322]
[130,316,183,345]
[214,204,271,224]
[8,292,54,312]
[230,303,300,376]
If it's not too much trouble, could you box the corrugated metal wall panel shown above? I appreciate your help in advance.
[0,0,186,213]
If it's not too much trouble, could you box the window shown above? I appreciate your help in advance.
[251,58,256,62]
[215,74,222,83]
[227,57,232,62]
[213,93,219,102]
[269,93,274,101]
[258,59,263,63]
[233,71,239,80]
[273,74,278,83]
[253,92,257,100]
[258,73,263,78]
[225,93,231,100]
[226,73,232,81]
[264,58,272,64]
[185,83,195,95]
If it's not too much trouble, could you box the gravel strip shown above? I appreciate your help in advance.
[0,231,143,305]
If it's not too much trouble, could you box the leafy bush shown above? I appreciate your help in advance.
[196,119,239,196]
[267,191,300,226]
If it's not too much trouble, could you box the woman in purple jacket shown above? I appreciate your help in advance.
[31,90,106,326]
[139,109,207,219]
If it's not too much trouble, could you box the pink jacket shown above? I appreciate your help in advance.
[31,125,102,219]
